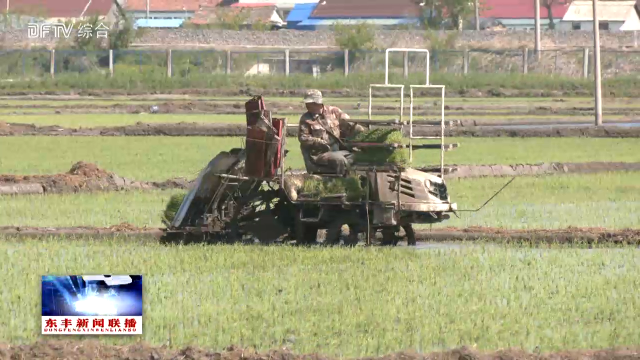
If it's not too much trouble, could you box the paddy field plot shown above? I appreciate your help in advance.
[1,173,638,230]
[1,238,639,357]
[1,137,638,181]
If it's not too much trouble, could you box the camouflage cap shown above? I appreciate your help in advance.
[303,89,323,104]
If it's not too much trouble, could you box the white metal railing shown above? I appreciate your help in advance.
[368,84,404,122]
[369,48,449,177]
[410,85,445,179]
[384,48,430,86]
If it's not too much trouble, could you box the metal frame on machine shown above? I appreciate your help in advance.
[368,48,447,178]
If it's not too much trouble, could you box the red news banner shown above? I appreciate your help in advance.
[42,316,142,334]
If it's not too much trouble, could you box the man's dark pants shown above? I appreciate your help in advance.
[313,150,354,175]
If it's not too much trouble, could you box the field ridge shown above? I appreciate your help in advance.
[0,340,639,360]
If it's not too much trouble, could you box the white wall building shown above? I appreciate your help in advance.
[561,0,640,31]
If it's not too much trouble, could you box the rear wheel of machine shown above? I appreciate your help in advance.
[325,214,363,246]
[325,220,360,246]
[343,224,361,247]
[293,207,320,245]
[403,224,417,246]
[380,227,401,246]
[296,223,319,245]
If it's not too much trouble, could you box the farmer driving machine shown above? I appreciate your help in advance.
[163,49,460,246]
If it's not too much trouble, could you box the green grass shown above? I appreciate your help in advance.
[1,114,245,127]
[2,71,640,97]
[0,109,44,114]
[1,137,638,181]
[1,238,639,355]
[435,172,640,230]
[0,190,182,228]
[1,173,638,230]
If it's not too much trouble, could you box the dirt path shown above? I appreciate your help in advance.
[2,161,639,196]
[1,101,638,117]
[1,225,639,244]
[2,121,640,137]
[0,88,611,98]
[0,341,637,360]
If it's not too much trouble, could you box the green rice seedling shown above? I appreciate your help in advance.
[1,238,639,356]
[2,173,638,230]
[2,137,639,181]
[302,176,364,202]
[350,128,409,166]
[162,192,187,226]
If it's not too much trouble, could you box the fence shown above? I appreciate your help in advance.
[1,47,640,80]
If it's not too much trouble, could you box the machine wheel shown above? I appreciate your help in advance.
[324,220,343,246]
[226,188,289,244]
[324,210,365,247]
[296,223,319,245]
[403,224,417,246]
[380,227,402,246]
[343,224,361,247]
[324,220,360,246]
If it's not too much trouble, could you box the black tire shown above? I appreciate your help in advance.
[343,224,361,247]
[296,224,319,245]
[325,211,364,247]
[324,219,344,246]
[380,227,401,246]
[403,224,417,246]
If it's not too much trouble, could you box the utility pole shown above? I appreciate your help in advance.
[534,0,541,59]
[475,0,480,31]
[593,0,603,126]
[146,0,150,19]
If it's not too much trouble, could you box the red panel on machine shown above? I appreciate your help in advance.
[244,95,285,179]
[270,118,285,177]
[245,96,266,127]
[245,127,268,178]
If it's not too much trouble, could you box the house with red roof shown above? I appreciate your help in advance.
[123,0,220,22]
[293,0,422,29]
[0,0,119,24]
[189,2,285,29]
[479,0,571,30]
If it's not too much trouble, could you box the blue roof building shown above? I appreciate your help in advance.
[134,18,185,28]
[294,0,422,30]
[285,3,317,29]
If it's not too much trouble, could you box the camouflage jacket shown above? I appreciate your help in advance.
[298,105,364,157]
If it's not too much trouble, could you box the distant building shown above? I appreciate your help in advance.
[123,0,220,21]
[294,0,422,30]
[231,0,317,11]
[134,18,185,28]
[226,0,317,19]
[560,0,640,31]
[190,3,285,29]
[285,3,317,29]
[0,0,118,28]
[479,0,570,30]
